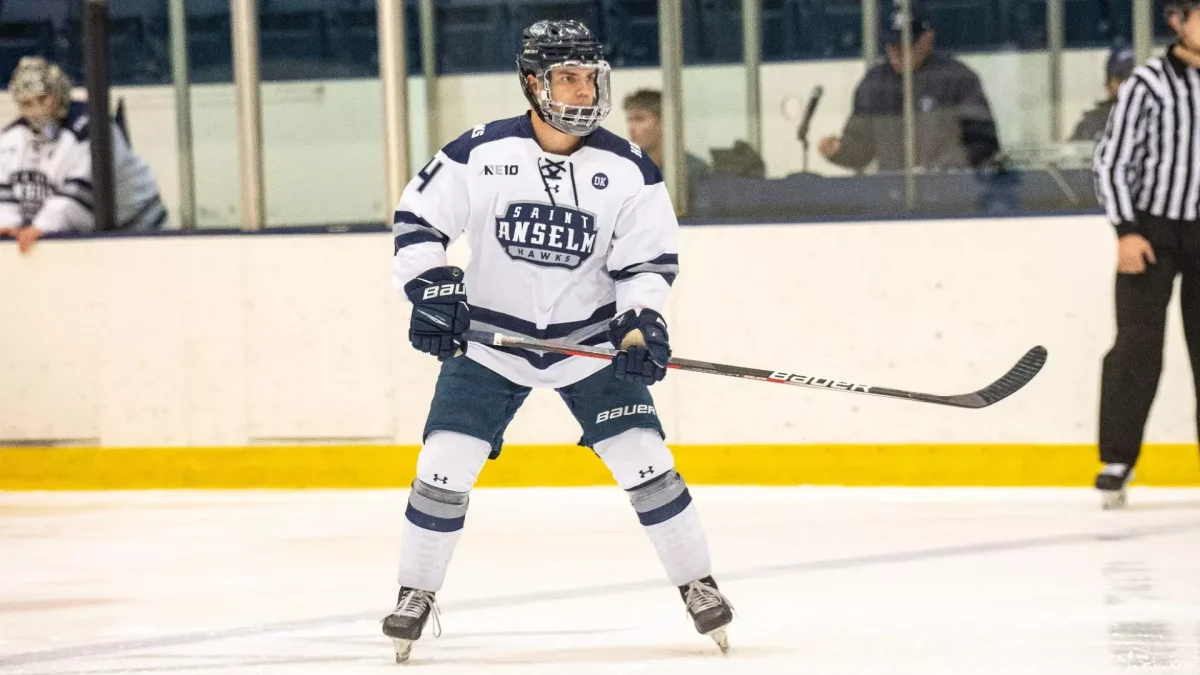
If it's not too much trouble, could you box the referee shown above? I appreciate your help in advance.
[1093,0,1200,508]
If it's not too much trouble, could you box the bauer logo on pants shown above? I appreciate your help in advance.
[768,372,871,392]
[596,404,656,423]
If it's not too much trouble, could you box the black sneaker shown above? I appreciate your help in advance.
[380,587,440,663]
[1095,463,1134,509]
[679,576,734,653]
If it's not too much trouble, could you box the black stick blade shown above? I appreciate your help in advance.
[943,345,1048,409]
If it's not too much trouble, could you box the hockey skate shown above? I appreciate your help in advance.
[679,576,734,654]
[381,587,441,663]
[1095,463,1135,510]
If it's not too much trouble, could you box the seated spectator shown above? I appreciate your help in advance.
[0,57,166,254]
[818,13,999,172]
[623,89,715,185]
[1069,45,1135,142]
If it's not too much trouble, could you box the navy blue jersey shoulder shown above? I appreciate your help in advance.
[61,102,91,141]
[441,115,534,164]
[585,127,663,186]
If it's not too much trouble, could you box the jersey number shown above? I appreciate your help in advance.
[417,159,443,193]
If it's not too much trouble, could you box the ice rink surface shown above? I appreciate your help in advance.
[1,487,1198,675]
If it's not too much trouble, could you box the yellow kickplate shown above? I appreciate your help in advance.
[1,444,1196,490]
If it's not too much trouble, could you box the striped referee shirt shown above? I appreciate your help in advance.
[1095,46,1200,235]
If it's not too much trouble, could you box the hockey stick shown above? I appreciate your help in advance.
[463,330,1047,410]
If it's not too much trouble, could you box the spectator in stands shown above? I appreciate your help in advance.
[818,13,999,172]
[1070,45,1136,142]
[0,57,165,254]
[623,89,715,185]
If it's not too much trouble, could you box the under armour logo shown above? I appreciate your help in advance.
[431,474,448,485]
[638,466,654,479]
[539,158,567,180]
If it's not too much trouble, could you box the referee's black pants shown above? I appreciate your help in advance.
[1099,213,1200,466]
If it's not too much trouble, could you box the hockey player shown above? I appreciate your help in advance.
[0,57,166,254]
[383,20,734,663]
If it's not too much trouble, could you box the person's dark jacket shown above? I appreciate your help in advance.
[829,53,999,171]
[1069,97,1117,142]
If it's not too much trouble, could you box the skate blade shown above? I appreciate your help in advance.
[392,638,414,663]
[1101,489,1128,510]
[707,627,729,654]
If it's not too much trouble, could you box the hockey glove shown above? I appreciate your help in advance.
[607,309,671,385]
[404,266,470,361]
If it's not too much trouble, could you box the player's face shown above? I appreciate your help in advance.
[547,66,598,107]
[17,93,58,131]
[625,108,662,152]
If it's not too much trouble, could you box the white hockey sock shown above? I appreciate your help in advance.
[395,431,492,592]
[396,480,468,592]
[631,472,714,586]
[593,428,713,587]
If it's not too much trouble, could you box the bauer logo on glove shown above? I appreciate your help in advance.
[421,282,467,301]
[404,266,470,361]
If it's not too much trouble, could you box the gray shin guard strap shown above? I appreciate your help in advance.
[627,470,693,527]
[405,479,470,533]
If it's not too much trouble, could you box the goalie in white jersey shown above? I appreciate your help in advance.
[383,20,734,663]
[0,57,166,253]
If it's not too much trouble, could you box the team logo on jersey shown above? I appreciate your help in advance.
[495,201,598,270]
[12,169,50,222]
[592,173,609,190]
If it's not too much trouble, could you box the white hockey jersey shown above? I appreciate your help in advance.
[0,102,166,233]
[391,112,680,389]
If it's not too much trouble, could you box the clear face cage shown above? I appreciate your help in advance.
[534,60,612,136]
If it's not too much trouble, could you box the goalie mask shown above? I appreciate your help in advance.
[9,57,71,132]
[517,20,612,136]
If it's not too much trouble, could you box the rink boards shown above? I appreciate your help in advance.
[2,215,1198,488]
